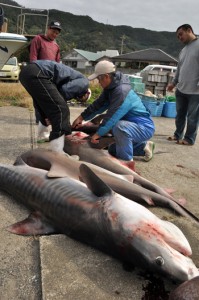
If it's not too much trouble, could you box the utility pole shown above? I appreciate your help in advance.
[120,35,126,55]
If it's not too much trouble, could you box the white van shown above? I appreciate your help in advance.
[139,64,177,77]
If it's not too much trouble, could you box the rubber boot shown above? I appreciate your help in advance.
[144,141,155,162]
[49,135,65,153]
[37,121,50,143]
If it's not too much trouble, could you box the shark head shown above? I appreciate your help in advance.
[129,225,199,282]
[105,194,199,283]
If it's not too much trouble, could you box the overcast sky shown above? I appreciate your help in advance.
[17,0,198,33]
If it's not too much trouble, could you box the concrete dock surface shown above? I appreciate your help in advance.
[0,106,198,300]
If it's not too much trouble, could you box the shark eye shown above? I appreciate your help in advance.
[155,256,164,266]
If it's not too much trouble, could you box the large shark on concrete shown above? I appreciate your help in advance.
[0,160,198,282]
[63,133,199,213]
[63,132,178,199]
[19,148,199,223]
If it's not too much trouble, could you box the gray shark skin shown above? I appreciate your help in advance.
[169,276,199,300]
[63,133,176,199]
[63,133,199,211]
[0,161,199,282]
[18,149,199,223]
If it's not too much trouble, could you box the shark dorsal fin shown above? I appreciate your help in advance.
[13,156,28,166]
[79,163,113,197]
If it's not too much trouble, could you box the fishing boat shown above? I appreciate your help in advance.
[0,32,28,69]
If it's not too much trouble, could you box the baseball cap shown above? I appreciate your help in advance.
[88,60,116,81]
[49,21,62,31]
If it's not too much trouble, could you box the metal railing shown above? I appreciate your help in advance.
[0,2,49,35]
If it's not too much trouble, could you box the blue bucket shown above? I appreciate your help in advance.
[162,102,176,118]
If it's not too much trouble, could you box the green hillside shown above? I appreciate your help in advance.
[1,0,182,60]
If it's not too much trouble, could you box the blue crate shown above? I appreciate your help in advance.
[162,101,176,118]
[137,93,165,117]
[142,99,165,117]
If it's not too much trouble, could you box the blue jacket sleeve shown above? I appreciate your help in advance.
[97,90,135,136]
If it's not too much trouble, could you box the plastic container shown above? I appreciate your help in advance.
[131,82,145,93]
[142,99,165,117]
[162,101,176,118]
[128,75,142,83]
[137,93,165,117]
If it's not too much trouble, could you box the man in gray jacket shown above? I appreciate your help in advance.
[20,60,91,153]
[167,24,199,145]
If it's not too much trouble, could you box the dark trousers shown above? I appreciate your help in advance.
[175,89,199,144]
[19,63,71,141]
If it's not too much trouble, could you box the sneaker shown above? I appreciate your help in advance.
[144,141,155,162]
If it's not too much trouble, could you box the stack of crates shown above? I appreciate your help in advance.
[128,75,145,94]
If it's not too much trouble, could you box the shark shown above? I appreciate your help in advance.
[0,159,198,282]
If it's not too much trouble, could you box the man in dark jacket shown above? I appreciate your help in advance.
[72,60,155,162]
[20,60,91,153]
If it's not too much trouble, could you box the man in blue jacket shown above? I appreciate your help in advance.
[20,60,91,153]
[72,60,155,162]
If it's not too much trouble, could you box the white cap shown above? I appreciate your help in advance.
[88,60,116,81]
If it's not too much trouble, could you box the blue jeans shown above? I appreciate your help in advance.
[174,89,199,144]
[108,119,155,161]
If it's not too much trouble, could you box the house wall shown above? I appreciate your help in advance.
[62,51,92,70]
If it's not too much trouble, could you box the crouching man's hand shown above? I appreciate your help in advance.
[90,133,100,144]
[72,115,84,129]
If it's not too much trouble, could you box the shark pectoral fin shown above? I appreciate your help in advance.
[47,166,68,178]
[164,188,175,195]
[177,198,186,206]
[6,211,56,236]
[70,155,80,161]
[79,164,113,197]
[160,220,192,256]
[64,152,80,161]
[142,195,155,206]
[47,164,70,178]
